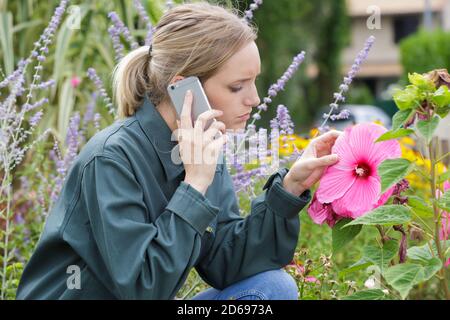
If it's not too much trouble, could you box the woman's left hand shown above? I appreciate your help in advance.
[282,130,343,196]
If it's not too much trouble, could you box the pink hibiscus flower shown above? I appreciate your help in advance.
[308,123,401,224]
[439,180,450,267]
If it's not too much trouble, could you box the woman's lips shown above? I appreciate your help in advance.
[237,113,250,121]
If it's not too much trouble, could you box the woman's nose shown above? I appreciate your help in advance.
[245,90,260,108]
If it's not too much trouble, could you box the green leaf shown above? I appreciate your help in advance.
[363,240,398,273]
[0,12,14,75]
[407,196,434,218]
[408,73,435,91]
[345,205,412,227]
[376,129,414,142]
[342,289,388,300]
[393,86,420,110]
[431,85,450,109]
[407,242,436,263]
[437,190,450,212]
[379,158,413,194]
[392,109,416,130]
[438,170,450,184]
[384,259,442,299]
[416,116,440,144]
[436,105,450,119]
[57,78,75,140]
[420,258,443,281]
[332,218,362,253]
[338,259,373,278]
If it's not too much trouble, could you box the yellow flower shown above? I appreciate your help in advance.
[278,134,310,157]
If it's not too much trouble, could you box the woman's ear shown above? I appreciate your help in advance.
[169,75,185,85]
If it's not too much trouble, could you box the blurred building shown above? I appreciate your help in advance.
[343,0,450,157]
[343,0,450,97]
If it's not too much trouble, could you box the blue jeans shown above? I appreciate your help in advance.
[191,269,298,300]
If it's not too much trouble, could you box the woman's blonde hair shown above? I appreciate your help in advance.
[112,2,258,118]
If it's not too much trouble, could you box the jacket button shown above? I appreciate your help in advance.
[206,226,213,233]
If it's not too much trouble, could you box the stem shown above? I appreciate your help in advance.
[429,137,450,300]
[1,170,11,300]
[376,225,387,244]
[436,151,450,164]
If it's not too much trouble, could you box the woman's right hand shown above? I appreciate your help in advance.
[176,90,227,195]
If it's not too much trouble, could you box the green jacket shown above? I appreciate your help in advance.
[16,96,311,300]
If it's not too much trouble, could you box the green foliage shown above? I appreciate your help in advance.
[384,259,442,300]
[407,196,434,219]
[345,205,412,227]
[332,218,362,253]
[391,108,415,130]
[342,289,389,300]
[378,159,413,194]
[437,190,450,212]
[362,240,398,273]
[416,116,440,144]
[400,29,450,76]
[376,128,414,142]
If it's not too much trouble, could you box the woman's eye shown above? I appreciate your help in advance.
[230,86,242,93]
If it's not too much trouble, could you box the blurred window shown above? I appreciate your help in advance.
[393,14,421,43]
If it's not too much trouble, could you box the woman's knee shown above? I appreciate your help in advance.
[244,269,298,300]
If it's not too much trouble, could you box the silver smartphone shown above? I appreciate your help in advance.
[167,76,215,130]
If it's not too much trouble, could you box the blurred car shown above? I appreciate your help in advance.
[313,104,392,131]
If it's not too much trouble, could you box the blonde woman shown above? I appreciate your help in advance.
[17,2,341,300]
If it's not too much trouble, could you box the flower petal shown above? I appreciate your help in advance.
[374,185,395,208]
[347,123,386,163]
[316,166,356,203]
[307,195,329,225]
[331,129,358,171]
[332,176,381,218]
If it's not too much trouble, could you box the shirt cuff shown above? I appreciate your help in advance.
[263,168,312,219]
[166,182,219,235]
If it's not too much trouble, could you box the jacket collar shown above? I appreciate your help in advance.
[135,94,185,181]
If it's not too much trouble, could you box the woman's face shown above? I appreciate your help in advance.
[203,41,261,131]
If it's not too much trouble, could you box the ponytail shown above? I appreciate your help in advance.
[112,46,151,118]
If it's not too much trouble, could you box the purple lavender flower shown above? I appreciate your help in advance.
[133,0,154,46]
[24,0,69,104]
[276,105,295,136]
[31,79,56,90]
[108,25,125,62]
[94,113,102,131]
[250,51,305,126]
[326,109,351,121]
[49,113,83,203]
[108,11,139,53]
[244,0,263,22]
[165,0,175,10]
[30,0,69,64]
[65,112,81,165]
[23,98,49,112]
[0,60,27,89]
[83,92,98,129]
[318,36,375,134]
[87,68,115,116]
[29,110,43,127]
